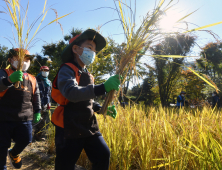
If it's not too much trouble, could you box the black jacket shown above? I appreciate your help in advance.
[0,69,41,121]
[57,62,106,138]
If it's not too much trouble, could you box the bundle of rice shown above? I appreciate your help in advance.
[100,0,173,115]
[2,0,72,87]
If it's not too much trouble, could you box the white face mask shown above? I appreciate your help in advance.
[22,61,30,71]
[12,60,19,69]
[181,94,185,97]
[212,94,215,97]
[41,71,49,77]
[12,60,30,71]
[78,47,96,65]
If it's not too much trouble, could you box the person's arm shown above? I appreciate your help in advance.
[32,79,41,113]
[0,69,13,92]
[57,66,106,103]
[47,80,52,109]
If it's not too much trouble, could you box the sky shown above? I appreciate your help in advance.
[1,0,222,59]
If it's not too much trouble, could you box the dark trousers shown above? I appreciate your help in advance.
[0,121,32,170]
[55,126,110,170]
[33,110,50,140]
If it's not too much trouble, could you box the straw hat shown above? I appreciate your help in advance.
[7,48,35,61]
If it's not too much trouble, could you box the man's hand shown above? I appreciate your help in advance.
[33,113,41,124]
[8,71,23,83]
[107,105,117,119]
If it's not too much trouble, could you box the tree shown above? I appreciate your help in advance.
[42,41,67,81]
[197,42,222,96]
[28,54,49,77]
[0,45,9,69]
[128,70,158,105]
[180,69,206,104]
[41,28,83,81]
[150,34,196,107]
[197,42,222,78]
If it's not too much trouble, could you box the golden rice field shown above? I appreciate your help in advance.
[75,105,222,170]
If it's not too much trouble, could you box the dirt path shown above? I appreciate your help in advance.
[7,157,41,170]
[6,142,86,170]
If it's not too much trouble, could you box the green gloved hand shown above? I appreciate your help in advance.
[107,105,117,119]
[104,75,121,93]
[9,71,23,83]
[33,113,41,124]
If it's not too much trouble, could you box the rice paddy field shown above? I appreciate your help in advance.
[73,105,222,170]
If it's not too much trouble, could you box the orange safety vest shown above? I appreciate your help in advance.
[0,68,36,98]
[51,63,81,128]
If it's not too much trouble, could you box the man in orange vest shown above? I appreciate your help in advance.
[51,29,120,170]
[0,48,41,170]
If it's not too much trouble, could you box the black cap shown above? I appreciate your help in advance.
[61,29,106,63]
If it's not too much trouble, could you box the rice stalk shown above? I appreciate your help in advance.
[184,20,222,33]
[2,0,72,87]
[100,0,199,115]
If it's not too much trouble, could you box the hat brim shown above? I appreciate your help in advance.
[7,49,35,61]
[25,55,35,61]
[61,29,106,63]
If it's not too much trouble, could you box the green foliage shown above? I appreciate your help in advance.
[198,42,222,75]
[181,69,206,101]
[197,42,222,96]
[28,54,49,77]
[42,41,67,81]
[0,45,9,68]
[40,28,83,81]
[64,28,83,41]
[128,71,158,105]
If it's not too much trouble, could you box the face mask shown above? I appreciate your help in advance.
[212,94,215,97]
[12,60,30,71]
[41,71,49,77]
[78,47,96,65]
[22,61,30,71]
[181,94,185,97]
[12,60,19,69]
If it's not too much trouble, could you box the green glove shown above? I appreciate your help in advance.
[104,75,121,93]
[107,105,117,119]
[9,71,23,83]
[33,113,41,124]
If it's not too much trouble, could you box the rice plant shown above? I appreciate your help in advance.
[1,0,72,86]
[97,105,222,169]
